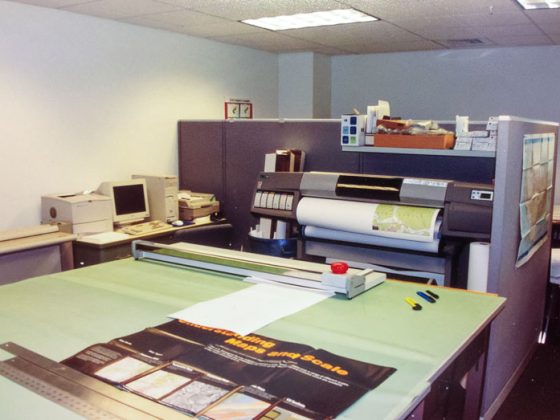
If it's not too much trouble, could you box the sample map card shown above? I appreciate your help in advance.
[94,356,153,383]
[200,391,270,419]
[126,369,192,399]
[162,379,230,415]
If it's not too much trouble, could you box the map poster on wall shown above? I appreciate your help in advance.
[517,132,556,267]
[62,320,396,419]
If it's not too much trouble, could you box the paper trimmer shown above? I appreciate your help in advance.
[132,240,385,299]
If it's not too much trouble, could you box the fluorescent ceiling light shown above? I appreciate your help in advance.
[242,9,378,31]
[516,0,560,9]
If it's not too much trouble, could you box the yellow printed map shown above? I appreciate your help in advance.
[372,204,439,238]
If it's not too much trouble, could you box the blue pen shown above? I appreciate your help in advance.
[417,291,436,303]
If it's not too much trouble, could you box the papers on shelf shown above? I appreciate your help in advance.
[168,282,332,336]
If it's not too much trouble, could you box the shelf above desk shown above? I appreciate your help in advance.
[342,146,496,158]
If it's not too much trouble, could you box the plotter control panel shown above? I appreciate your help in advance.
[251,172,303,220]
[253,191,295,212]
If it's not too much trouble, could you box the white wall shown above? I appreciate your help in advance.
[278,52,331,118]
[0,1,278,231]
[331,46,560,122]
[312,53,331,118]
[278,52,314,118]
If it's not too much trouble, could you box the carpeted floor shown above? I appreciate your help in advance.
[493,343,560,420]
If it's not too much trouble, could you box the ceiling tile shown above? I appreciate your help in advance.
[344,0,520,20]
[175,21,268,38]
[393,19,481,40]
[389,14,465,28]
[118,18,185,34]
[454,11,532,26]
[284,24,433,54]
[123,9,227,27]
[7,0,559,54]
[489,33,554,46]
[8,0,92,7]
[286,21,428,46]
[436,37,496,48]
[473,23,546,37]
[536,22,560,35]
[63,0,183,19]
[209,31,330,53]
[155,0,347,20]
[351,40,445,54]
[522,8,560,24]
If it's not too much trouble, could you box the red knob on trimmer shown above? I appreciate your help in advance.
[330,261,349,274]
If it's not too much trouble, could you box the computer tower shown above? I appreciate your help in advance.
[132,174,178,222]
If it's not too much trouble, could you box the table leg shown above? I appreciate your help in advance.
[59,242,74,271]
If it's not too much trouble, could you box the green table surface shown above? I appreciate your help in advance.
[0,257,505,419]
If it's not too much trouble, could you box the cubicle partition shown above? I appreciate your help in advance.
[483,117,558,417]
[178,116,558,418]
[178,119,495,250]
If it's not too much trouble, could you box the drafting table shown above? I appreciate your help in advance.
[0,250,504,419]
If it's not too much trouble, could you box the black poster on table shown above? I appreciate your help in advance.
[62,320,396,419]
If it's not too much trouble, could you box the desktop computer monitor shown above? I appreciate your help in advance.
[98,179,150,226]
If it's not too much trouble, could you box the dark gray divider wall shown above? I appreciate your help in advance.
[483,117,558,417]
[178,119,496,248]
[179,120,358,248]
[178,121,225,200]
[223,120,359,248]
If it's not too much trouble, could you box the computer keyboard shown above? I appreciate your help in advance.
[117,220,171,236]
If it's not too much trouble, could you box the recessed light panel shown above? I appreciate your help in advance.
[516,0,560,9]
[242,9,378,31]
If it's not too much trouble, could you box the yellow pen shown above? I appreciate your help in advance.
[405,297,422,311]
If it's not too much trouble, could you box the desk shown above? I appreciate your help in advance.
[0,227,76,285]
[73,219,232,267]
[0,255,504,419]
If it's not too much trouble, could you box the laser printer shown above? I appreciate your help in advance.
[41,193,113,235]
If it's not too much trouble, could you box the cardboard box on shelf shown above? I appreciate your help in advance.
[374,133,455,150]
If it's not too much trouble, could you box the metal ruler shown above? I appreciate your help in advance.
[0,342,189,419]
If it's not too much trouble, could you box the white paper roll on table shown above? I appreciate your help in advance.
[467,242,490,292]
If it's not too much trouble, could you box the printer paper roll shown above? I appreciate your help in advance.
[467,242,490,292]
[304,225,440,253]
[296,197,440,242]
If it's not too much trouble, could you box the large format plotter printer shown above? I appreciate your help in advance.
[251,172,494,287]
